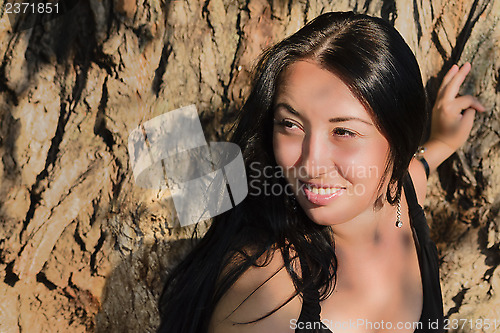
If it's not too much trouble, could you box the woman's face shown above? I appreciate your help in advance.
[272,60,391,226]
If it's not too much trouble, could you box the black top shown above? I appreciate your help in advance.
[295,173,444,332]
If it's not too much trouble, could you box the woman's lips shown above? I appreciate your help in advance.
[300,181,346,206]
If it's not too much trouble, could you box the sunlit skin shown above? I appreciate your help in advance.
[273,60,398,243]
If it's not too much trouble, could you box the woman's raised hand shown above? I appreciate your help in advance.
[414,62,486,176]
[429,62,485,152]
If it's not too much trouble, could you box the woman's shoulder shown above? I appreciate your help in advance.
[209,245,302,333]
[408,157,428,204]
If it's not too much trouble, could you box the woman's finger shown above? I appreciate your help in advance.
[437,64,459,97]
[453,95,486,113]
[456,108,476,138]
[442,62,472,101]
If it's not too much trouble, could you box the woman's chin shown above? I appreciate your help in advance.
[302,207,347,227]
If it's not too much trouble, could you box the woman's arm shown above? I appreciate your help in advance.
[410,62,485,201]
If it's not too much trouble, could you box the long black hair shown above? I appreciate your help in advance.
[157,11,429,332]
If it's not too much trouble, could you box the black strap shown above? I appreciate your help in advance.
[402,171,422,255]
[417,157,430,179]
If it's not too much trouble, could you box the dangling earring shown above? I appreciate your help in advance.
[395,197,402,228]
[290,195,298,212]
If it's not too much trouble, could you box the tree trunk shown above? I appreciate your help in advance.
[0,0,498,332]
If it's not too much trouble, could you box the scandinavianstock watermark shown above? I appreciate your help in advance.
[247,161,380,197]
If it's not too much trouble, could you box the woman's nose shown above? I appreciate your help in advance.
[299,132,334,179]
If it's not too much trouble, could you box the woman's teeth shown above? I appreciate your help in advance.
[305,184,342,195]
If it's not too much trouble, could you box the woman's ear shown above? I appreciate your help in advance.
[385,176,402,206]
[374,193,385,211]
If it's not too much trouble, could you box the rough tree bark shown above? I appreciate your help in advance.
[0,0,498,332]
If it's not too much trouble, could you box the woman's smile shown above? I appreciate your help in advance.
[300,180,347,206]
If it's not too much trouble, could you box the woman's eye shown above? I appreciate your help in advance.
[282,120,297,128]
[332,128,356,137]
[275,119,300,130]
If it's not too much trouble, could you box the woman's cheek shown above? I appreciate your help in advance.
[333,148,364,181]
[343,140,386,177]
[337,154,380,193]
[273,135,301,169]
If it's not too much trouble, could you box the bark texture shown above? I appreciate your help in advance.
[0,0,498,332]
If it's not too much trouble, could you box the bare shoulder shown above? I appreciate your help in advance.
[208,245,302,333]
[408,157,427,204]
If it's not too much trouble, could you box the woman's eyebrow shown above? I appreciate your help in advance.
[329,116,373,126]
[275,102,373,126]
[274,102,300,115]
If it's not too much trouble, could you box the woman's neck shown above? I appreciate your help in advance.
[329,199,402,253]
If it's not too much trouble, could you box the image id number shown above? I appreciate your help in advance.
[443,318,499,331]
[5,2,59,14]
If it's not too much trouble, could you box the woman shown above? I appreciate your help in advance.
[158,11,484,333]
